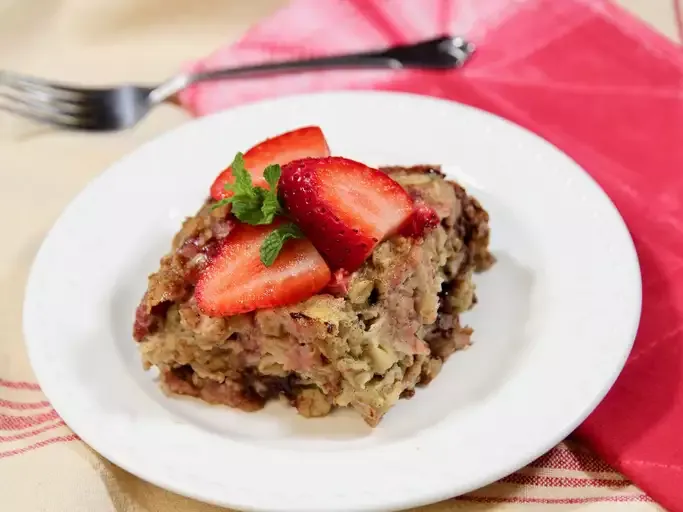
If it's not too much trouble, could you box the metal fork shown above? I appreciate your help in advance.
[0,36,474,132]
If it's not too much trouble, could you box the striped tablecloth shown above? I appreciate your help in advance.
[0,376,655,509]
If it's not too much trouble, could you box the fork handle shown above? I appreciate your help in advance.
[149,36,474,104]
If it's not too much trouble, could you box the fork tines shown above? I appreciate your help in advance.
[0,71,95,128]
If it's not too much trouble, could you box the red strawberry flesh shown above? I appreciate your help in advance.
[323,268,351,296]
[195,221,331,316]
[210,126,330,200]
[399,201,440,238]
[279,157,414,271]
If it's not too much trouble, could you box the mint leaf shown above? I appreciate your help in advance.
[260,223,304,266]
[226,153,255,197]
[213,154,286,225]
[231,189,266,224]
[260,164,282,223]
[263,164,281,191]
[260,192,281,224]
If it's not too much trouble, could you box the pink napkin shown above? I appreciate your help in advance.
[178,0,683,510]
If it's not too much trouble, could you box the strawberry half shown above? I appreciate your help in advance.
[210,126,330,201]
[195,221,331,316]
[279,157,414,271]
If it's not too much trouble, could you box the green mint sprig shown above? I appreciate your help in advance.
[212,153,283,225]
[260,223,304,267]
[212,153,303,267]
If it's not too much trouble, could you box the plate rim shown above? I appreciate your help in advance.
[23,90,643,512]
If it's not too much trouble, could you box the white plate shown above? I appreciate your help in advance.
[24,92,641,512]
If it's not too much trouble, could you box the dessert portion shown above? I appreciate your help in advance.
[133,126,493,426]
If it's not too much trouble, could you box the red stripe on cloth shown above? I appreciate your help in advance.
[457,494,653,504]
[501,472,630,488]
[530,446,615,472]
[0,399,51,411]
[0,434,78,459]
[0,411,59,431]
[0,421,66,442]
[0,379,41,391]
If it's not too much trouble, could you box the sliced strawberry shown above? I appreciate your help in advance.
[195,221,331,317]
[210,126,330,200]
[279,157,414,271]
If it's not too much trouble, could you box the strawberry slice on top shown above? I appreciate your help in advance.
[195,221,331,317]
[279,157,414,272]
[210,126,330,201]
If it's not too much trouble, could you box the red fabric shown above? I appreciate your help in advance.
[178,0,683,509]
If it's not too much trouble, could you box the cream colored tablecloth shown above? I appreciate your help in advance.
[0,1,679,511]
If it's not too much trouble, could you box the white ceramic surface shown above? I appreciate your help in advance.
[23,92,642,512]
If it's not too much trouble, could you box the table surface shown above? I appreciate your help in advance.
[0,1,678,511]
